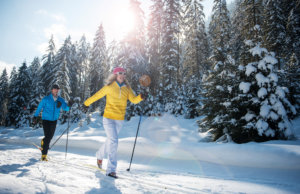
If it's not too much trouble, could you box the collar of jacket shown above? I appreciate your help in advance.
[116,81,125,88]
[49,93,58,101]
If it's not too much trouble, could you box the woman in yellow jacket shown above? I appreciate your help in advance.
[84,67,145,178]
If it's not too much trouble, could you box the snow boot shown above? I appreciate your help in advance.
[41,154,48,161]
[97,159,103,169]
[107,172,118,179]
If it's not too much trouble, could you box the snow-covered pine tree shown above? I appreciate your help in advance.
[0,69,9,126]
[52,36,72,101]
[125,0,147,74]
[262,0,287,69]
[6,67,17,126]
[204,0,297,143]
[77,35,91,102]
[230,0,244,64]
[10,62,31,127]
[181,0,209,118]
[197,0,236,141]
[106,40,119,71]
[198,55,237,142]
[89,24,108,112]
[118,0,148,118]
[70,97,82,123]
[51,36,73,123]
[209,0,231,64]
[41,35,56,93]
[28,57,44,127]
[69,42,79,99]
[285,0,300,66]
[161,0,181,114]
[281,53,300,117]
[239,0,264,65]
[233,40,297,143]
[279,0,300,116]
[146,0,164,116]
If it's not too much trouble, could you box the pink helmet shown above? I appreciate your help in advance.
[113,67,126,75]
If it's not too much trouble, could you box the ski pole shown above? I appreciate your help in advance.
[50,111,71,150]
[65,110,71,159]
[127,115,142,171]
[49,125,69,149]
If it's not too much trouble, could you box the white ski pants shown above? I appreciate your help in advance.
[96,117,124,174]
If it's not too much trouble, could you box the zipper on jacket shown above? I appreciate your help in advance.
[116,81,123,99]
[53,100,56,121]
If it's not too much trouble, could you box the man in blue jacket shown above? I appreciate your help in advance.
[34,84,70,161]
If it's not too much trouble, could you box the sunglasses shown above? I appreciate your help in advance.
[117,72,126,75]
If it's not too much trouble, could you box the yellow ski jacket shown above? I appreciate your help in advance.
[84,81,143,120]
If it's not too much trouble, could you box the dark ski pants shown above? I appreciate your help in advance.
[42,120,57,155]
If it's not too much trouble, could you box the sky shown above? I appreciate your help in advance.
[0,0,235,75]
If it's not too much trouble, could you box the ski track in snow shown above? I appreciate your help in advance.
[1,141,300,194]
[1,114,300,193]
[0,145,204,193]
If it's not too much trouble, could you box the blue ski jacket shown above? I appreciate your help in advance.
[34,94,69,121]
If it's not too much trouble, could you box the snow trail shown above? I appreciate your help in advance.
[1,115,300,193]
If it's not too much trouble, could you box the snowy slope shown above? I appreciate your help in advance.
[1,113,300,193]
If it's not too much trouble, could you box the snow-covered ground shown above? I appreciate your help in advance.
[1,113,300,194]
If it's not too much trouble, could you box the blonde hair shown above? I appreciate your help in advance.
[105,73,131,88]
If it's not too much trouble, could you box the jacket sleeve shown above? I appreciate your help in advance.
[84,86,108,106]
[60,98,70,112]
[128,88,143,104]
[34,98,45,117]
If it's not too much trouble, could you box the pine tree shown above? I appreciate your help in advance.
[230,0,244,64]
[6,67,18,126]
[69,42,79,99]
[52,36,72,101]
[0,69,9,125]
[198,0,235,138]
[262,0,286,69]
[199,55,237,142]
[199,0,297,143]
[209,0,231,66]
[41,35,56,93]
[285,0,300,67]
[28,57,44,127]
[7,62,31,127]
[161,0,181,113]
[118,0,148,118]
[281,53,300,117]
[281,0,300,116]
[77,35,91,102]
[181,0,209,118]
[49,36,74,123]
[121,0,148,86]
[70,97,83,123]
[239,0,264,65]
[232,41,296,143]
[89,24,108,112]
[107,40,120,71]
[147,0,164,116]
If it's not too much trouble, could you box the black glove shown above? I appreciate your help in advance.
[141,93,148,100]
[68,99,74,107]
[32,117,38,125]
[57,101,62,108]
[83,105,89,113]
